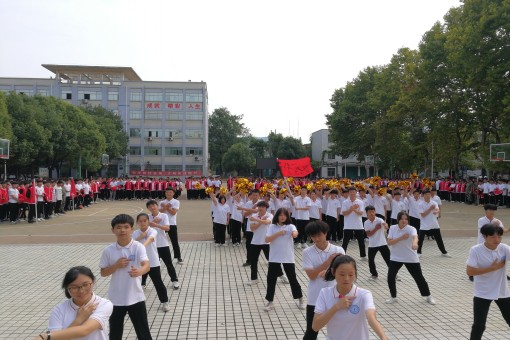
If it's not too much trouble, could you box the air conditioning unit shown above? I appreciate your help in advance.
[147,137,153,142]
[168,137,174,142]
[194,156,200,162]
[82,99,89,104]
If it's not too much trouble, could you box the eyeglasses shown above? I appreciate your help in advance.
[67,282,93,294]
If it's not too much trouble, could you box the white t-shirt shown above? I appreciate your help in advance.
[390,198,408,220]
[341,199,364,230]
[294,196,312,220]
[477,216,504,244]
[408,197,422,219]
[213,203,230,225]
[8,188,19,203]
[326,197,340,218]
[364,217,387,248]
[315,285,375,340]
[309,198,322,220]
[302,243,345,305]
[230,199,244,222]
[369,195,387,217]
[132,227,160,268]
[388,225,419,263]
[149,212,170,248]
[266,223,297,263]
[64,183,71,197]
[99,240,148,306]
[159,198,180,225]
[54,186,63,201]
[432,195,442,207]
[243,200,258,232]
[419,201,440,231]
[48,293,112,340]
[250,212,273,245]
[466,243,510,300]
[36,186,45,202]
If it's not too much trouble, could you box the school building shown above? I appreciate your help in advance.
[311,129,381,178]
[0,64,208,177]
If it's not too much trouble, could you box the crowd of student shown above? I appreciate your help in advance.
[29,175,510,340]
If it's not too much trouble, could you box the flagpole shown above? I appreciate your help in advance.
[33,179,38,224]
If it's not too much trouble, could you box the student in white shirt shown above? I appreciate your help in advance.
[324,189,340,243]
[312,255,387,340]
[210,193,230,246]
[302,221,345,340]
[145,200,180,290]
[466,223,510,340]
[239,190,260,265]
[99,214,152,340]
[229,192,244,246]
[341,187,366,259]
[309,191,322,223]
[263,208,305,312]
[407,189,422,233]
[159,188,183,264]
[386,211,436,305]
[287,185,312,249]
[418,190,451,257]
[133,213,170,312]
[364,205,390,280]
[36,266,113,340]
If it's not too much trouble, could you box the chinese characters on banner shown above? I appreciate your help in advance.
[145,102,202,110]
[278,157,314,178]
[130,170,202,177]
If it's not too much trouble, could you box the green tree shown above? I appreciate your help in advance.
[222,143,255,176]
[267,132,284,158]
[208,107,250,174]
[0,92,13,142]
[276,137,306,159]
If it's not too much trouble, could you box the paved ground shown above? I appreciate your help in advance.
[1,198,510,339]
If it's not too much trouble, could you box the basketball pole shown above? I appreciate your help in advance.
[3,159,6,181]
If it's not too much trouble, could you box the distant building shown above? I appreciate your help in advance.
[311,129,379,178]
[0,64,208,177]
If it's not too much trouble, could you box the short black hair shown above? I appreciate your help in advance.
[365,205,376,212]
[272,208,291,225]
[256,201,269,208]
[329,189,338,195]
[347,186,356,192]
[480,223,504,237]
[111,214,134,228]
[422,189,431,194]
[165,187,175,192]
[397,211,410,222]
[136,213,149,221]
[146,200,158,208]
[324,254,356,281]
[484,204,498,211]
[62,266,95,299]
[305,220,329,236]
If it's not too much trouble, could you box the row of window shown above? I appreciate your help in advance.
[130,91,202,103]
[129,164,202,171]
[129,128,203,139]
[129,111,203,120]
[129,147,203,156]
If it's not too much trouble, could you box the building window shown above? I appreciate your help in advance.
[186,112,203,120]
[145,91,163,101]
[61,89,72,100]
[166,130,180,139]
[36,87,49,96]
[130,110,142,120]
[130,164,141,171]
[327,168,336,177]
[78,89,102,100]
[129,147,141,155]
[327,153,335,160]
[165,147,183,156]
[108,90,118,100]
[167,112,184,120]
[186,147,203,156]
[144,112,163,120]
[165,165,182,171]
[186,92,202,102]
[165,92,183,102]
[145,129,162,138]
[130,90,142,101]
[185,165,202,171]
[185,129,203,139]
[144,147,161,156]
[129,128,141,137]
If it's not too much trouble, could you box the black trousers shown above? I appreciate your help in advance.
[36,202,44,218]
[295,219,309,244]
[418,229,447,254]
[341,229,366,257]
[28,204,36,222]
[368,245,390,277]
[230,219,242,244]
[141,266,168,303]
[167,225,182,260]
[265,262,302,302]
[470,296,510,340]
[388,261,430,298]
[303,304,318,340]
[326,216,338,241]
[109,301,152,340]
[155,247,178,282]
[8,203,18,222]
[250,244,284,280]
[214,222,226,244]
[409,216,421,233]
[245,231,254,263]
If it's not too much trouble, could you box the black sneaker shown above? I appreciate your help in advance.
[242,262,251,267]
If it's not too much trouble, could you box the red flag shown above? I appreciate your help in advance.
[70,178,77,198]
[278,157,314,178]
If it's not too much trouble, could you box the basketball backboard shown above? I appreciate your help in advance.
[0,139,10,160]
[490,143,510,162]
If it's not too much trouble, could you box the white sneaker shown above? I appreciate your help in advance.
[214,243,221,247]
[396,275,401,281]
[162,302,170,312]
[301,243,308,249]
[426,296,436,305]
[279,275,289,284]
[297,298,306,310]
[385,297,398,304]
[295,243,302,249]
[177,259,184,265]
[246,279,259,286]
[172,281,180,290]
[369,275,378,280]
[142,284,147,290]
[263,300,274,312]
[360,256,368,261]
[441,253,452,258]
[222,244,228,247]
